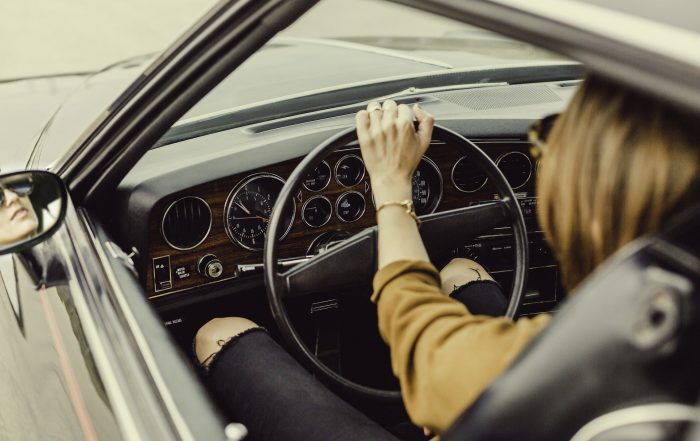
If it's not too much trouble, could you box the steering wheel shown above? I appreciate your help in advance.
[264,125,529,401]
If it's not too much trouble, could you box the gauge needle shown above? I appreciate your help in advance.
[235,201,252,215]
[232,215,269,222]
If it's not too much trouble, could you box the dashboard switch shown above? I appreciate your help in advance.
[153,255,172,291]
[198,254,223,279]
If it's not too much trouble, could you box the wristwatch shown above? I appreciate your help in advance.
[375,199,420,225]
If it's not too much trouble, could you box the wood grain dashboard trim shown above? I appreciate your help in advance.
[146,140,535,298]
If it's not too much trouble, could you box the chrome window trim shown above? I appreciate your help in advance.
[60,206,183,441]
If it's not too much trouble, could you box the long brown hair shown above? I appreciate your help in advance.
[537,74,700,290]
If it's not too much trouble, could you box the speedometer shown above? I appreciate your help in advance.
[224,174,295,250]
[412,157,443,215]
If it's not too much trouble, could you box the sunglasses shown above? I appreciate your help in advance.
[528,113,559,159]
[0,180,34,207]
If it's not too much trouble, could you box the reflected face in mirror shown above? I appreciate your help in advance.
[0,171,65,253]
[0,179,39,246]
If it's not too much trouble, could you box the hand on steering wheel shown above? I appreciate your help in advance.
[356,100,433,206]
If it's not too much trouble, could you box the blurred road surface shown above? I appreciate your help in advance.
[0,0,464,80]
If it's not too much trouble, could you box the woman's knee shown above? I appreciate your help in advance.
[439,258,492,294]
[195,317,259,366]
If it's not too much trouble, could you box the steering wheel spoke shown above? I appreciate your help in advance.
[281,200,509,297]
[421,200,510,262]
[282,227,377,297]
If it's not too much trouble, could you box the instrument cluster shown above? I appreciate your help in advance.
[149,141,536,297]
[221,151,445,251]
[162,145,535,254]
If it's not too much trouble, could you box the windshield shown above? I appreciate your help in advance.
[167,0,570,142]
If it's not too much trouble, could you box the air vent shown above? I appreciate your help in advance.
[433,84,561,111]
[161,197,212,250]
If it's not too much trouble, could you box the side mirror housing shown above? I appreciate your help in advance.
[0,171,67,255]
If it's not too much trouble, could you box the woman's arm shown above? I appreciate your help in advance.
[357,101,550,434]
[356,100,433,268]
[371,262,550,433]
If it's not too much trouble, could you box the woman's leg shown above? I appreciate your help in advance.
[439,258,508,316]
[196,318,400,441]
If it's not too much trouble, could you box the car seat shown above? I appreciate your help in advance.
[442,203,700,441]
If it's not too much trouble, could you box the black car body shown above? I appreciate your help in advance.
[1,1,699,440]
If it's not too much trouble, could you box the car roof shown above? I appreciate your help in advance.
[495,0,700,67]
[400,0,700,113]
[575,0,698,34]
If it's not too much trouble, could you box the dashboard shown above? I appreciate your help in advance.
[144,137,562,313]
[107,79,584,316]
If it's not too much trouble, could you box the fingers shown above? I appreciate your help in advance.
[356,110,373,158]
[368,101,383,135]
[366,101,382,113]
[355,110,371,144]
[381,100,398,132]
[396,104,413,131]
[356,100,434,163]
[413,104,435,152]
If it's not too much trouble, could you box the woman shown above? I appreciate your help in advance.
[0,179,38,247]
[194,74,700,440]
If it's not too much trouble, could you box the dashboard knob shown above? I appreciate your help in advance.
[198,254,223,279]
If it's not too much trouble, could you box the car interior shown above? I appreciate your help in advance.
[113,77,577,424]
[80,2,700,439]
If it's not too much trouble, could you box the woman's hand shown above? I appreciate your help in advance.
[356,100,434,205]
[355,100,434,268]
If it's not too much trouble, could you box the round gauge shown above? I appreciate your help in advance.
[303,161,332,192]
[451,156,488,193]
[302,196,333,228]
[336,191,366,222]
[335,154,365,187]
[224,174,295,250]
[496,152,532,190]
[412,158,443,215]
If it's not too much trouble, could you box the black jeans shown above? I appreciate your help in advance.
[206,281,506,441]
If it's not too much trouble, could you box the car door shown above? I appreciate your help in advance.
[0,252,120,441]
[0,188,229,440]
[0,1,322,440]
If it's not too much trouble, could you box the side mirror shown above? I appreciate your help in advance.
[0,171,67,255]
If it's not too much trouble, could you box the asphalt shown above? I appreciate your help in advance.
[0,0,463,80]
[0,0,465,160]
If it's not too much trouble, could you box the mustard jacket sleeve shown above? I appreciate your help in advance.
[372,260,551,434]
